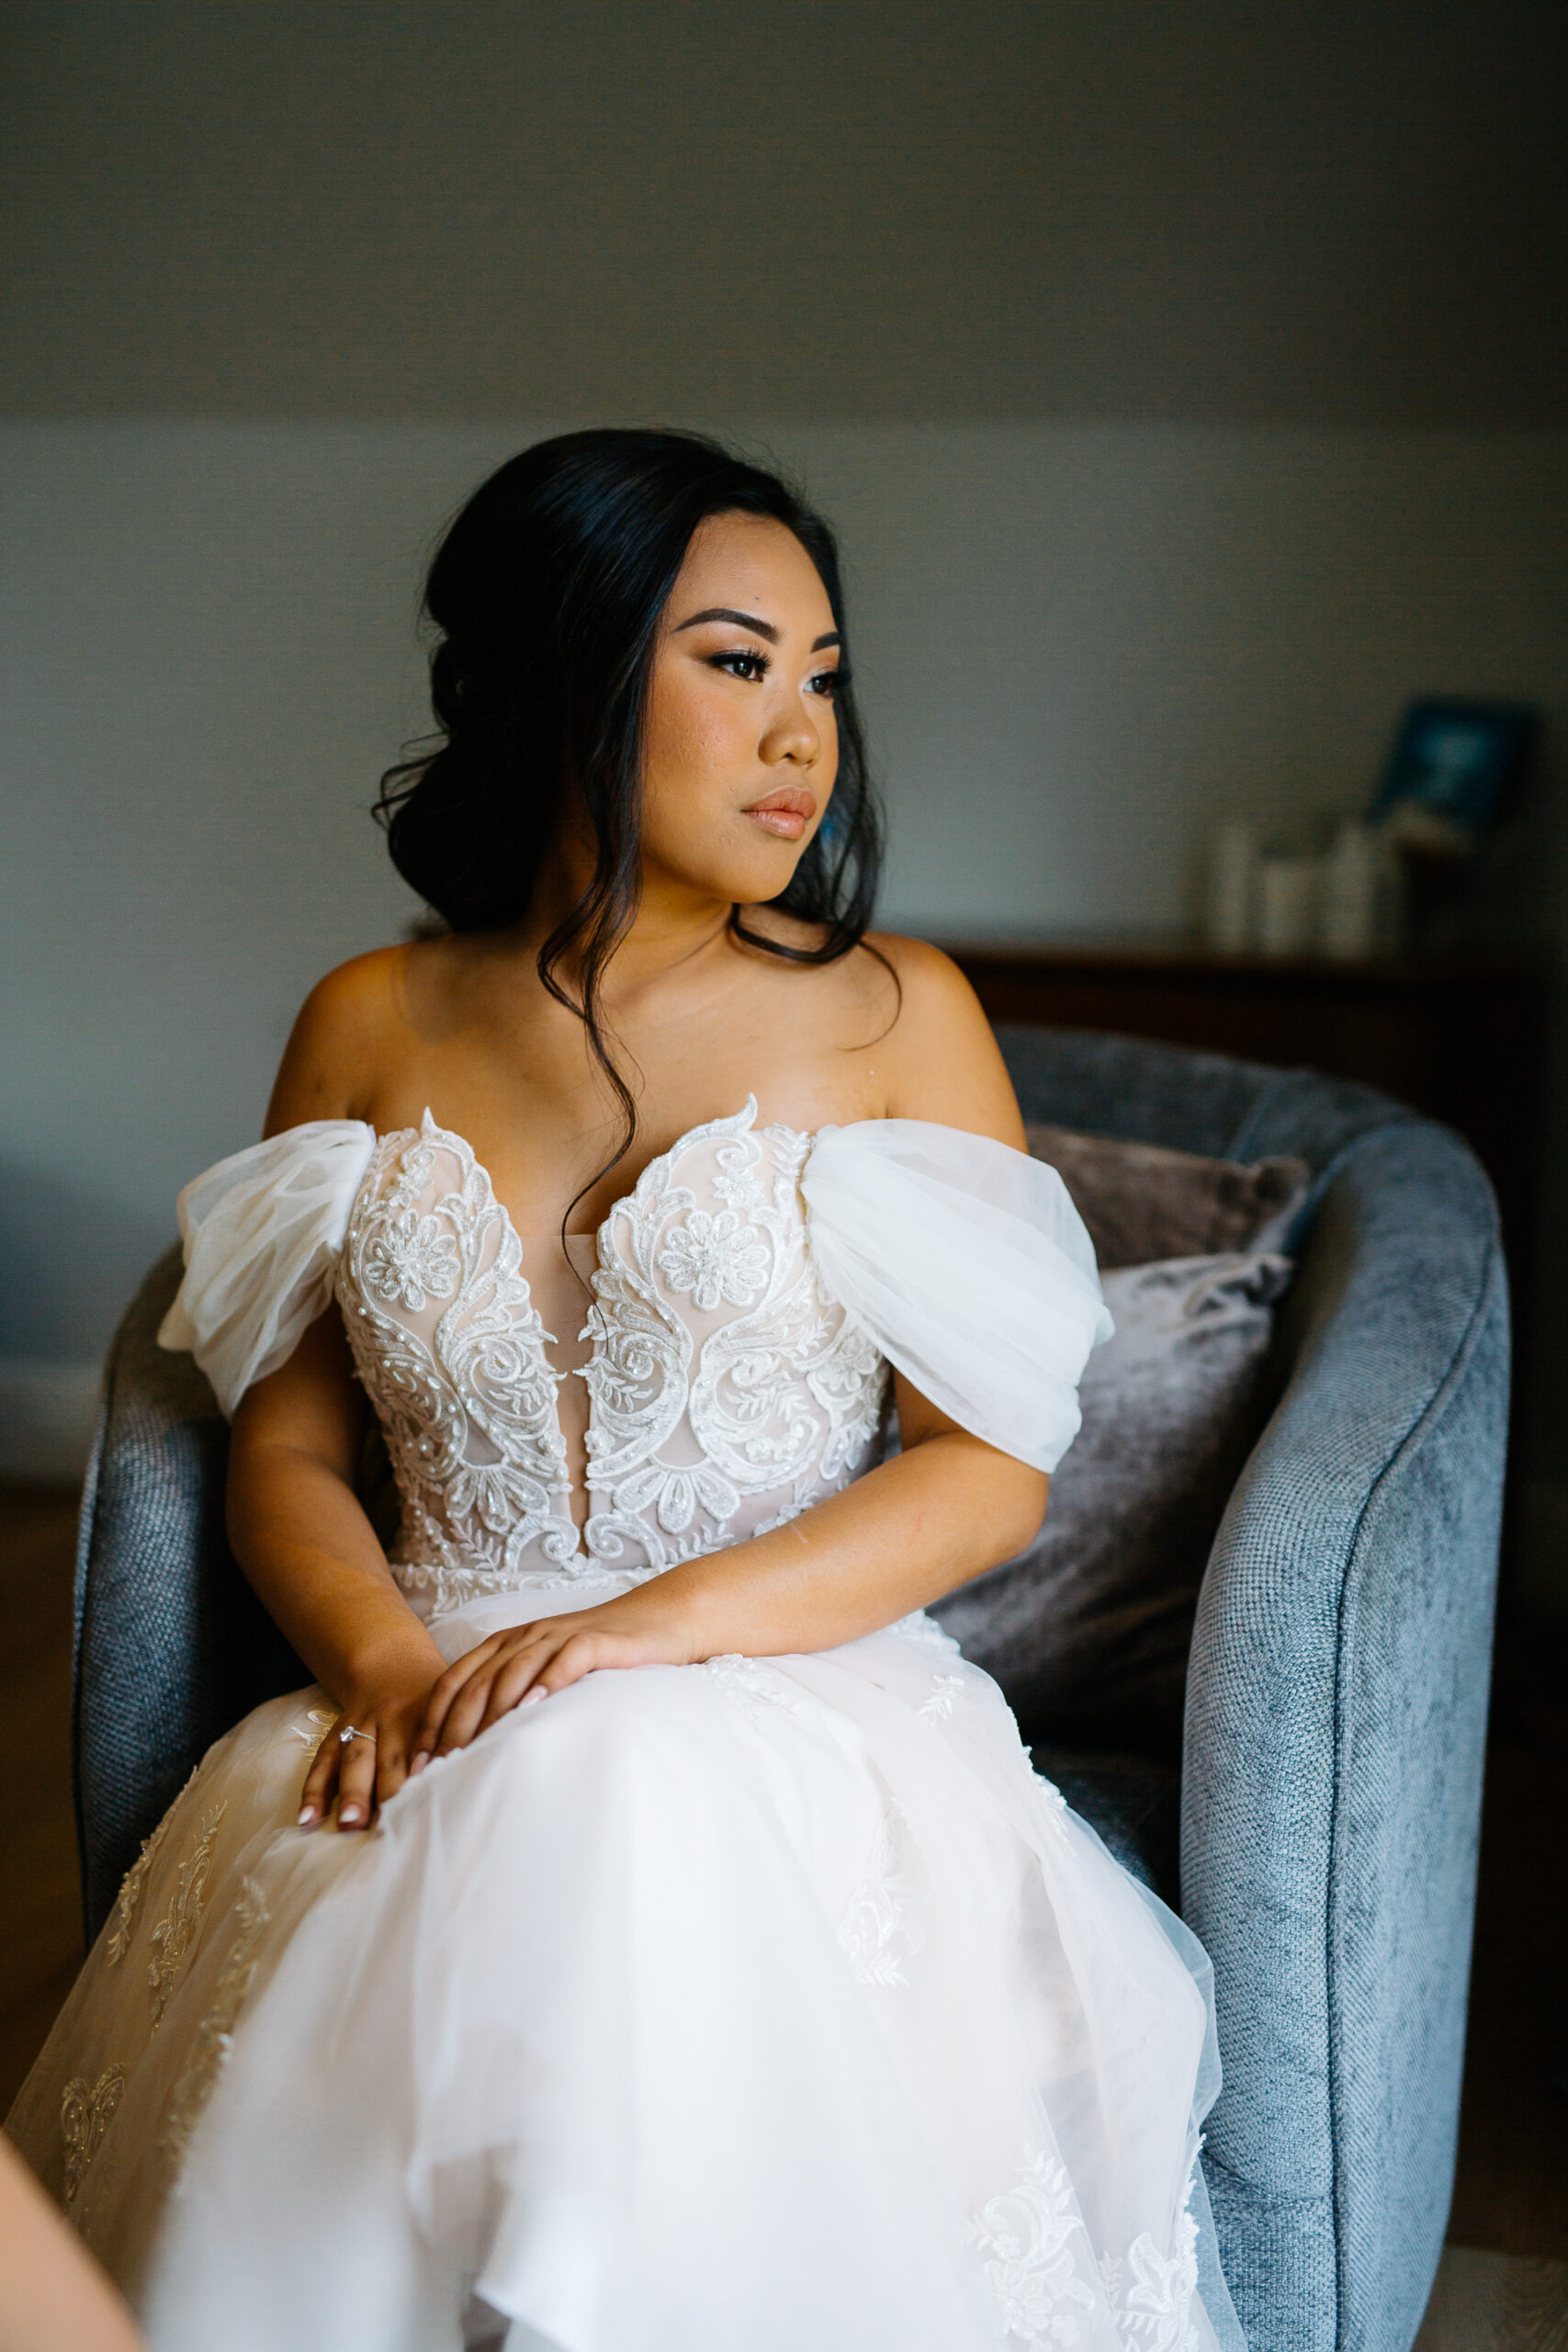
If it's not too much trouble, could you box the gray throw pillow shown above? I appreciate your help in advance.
[1024,1123,1308,1269]
[931,1246,1293,1757]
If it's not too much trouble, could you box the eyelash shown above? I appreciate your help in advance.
[707,650,846,697]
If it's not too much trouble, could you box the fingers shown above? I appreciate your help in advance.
[334,1728,379,1831]
[476,1644,556,1732]
[375,1719,411,1812]
[434,1648,530,1753]
[475,1631,594,1729]
[298,1708,419,1832]
[414,1620,615,1761]
[298,1730,341,1831]
[528,1631,600,1703]
[414,1636,503,1759]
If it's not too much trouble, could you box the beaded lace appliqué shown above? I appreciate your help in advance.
[147,1804,228,2026]
[106,1762,204,1966]
[837,1807,923,1989]
[1099,2153,1203,2352]
[158,1876,271,2174]
[919,1671,967,1722]
[107,1815,172,1965]
[337,1102,887,1617]
[890,1610,964,1657]
[973,2148,1099,2346]
[973,2145,1205,2351]
[658,1209,770,1312]
[62,2068,126,2205]
[341,1118,577,1615]
[289,1704,340,1762]
[581,1105,885,1576]
[705,1653,805,1719]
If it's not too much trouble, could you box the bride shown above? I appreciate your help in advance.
[9,429,1243,2352]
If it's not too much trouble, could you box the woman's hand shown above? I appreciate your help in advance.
[414,1589,702,1760]
[297,1661,441,1833]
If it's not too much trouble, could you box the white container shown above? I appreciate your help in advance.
[1257,854,1322,956]
[1205,820,1258,951]
[1319,820,1379,959]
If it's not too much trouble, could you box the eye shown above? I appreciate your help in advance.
[807,667,846,699]
[709,649,771,683]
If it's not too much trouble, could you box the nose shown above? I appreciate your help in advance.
[759,695,821,770]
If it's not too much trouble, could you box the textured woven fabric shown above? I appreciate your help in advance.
[73,1246,304,1939]
[996,1029,1506,2352]
[72,1027,1506,2352]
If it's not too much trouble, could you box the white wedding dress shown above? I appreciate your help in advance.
[10,1100,1244,2352]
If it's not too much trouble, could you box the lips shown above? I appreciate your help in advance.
[741,786,818,842]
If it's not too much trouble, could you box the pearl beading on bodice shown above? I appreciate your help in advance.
[337,1102,889,1620]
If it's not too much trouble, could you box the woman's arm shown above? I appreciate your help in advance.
[414,1384,1044,1755]
[226,1311,446,1829]
[227,954,446,1831]
[415,946,1050,1752]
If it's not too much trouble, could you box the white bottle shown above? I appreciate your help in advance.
[1205,820,1258,951]
[1258,854,1323,956]
[1320,820,1378,959]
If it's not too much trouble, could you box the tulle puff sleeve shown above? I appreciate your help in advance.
[801,1120,1113,1474]
[156,1120,377,1417]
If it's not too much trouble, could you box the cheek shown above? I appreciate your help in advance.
[644,672,750,798]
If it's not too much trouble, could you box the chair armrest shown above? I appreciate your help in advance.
[1182,1122,1508,2352]
[72,1247,304,1942]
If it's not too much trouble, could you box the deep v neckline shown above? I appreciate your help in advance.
[333,1092,896,1609]
[351,1096,820,1563]
[381,1092,800,1281]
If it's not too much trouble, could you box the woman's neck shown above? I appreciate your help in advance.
[519,833,741,1009]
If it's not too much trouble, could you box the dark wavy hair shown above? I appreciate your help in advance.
[376,427,883,1193]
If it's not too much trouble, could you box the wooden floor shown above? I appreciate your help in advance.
[1,1480,1565,2340]
[1416,2251,1568,2351]
[0,1486,82,2114]
[1449,1600,1568,2263]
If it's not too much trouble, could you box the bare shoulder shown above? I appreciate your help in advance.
[868,933,1024,1146]
[264,945,412,1135]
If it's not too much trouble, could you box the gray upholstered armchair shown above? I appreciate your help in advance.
[71,1027,1508,2352]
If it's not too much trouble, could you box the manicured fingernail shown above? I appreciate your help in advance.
[521,1687,547,1706]
[297,1806,316,1828]
[339,1804,363,1826]
[411,1751,430,1774]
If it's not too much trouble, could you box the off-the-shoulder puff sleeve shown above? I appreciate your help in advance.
[801,1119,1113,1474]
[156,1120,377,1418]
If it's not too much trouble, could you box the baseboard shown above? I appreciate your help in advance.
[0,1357,101,1484]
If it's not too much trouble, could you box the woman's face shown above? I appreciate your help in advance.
[638,511,843,909]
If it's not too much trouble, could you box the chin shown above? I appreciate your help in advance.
[680,841,812,908]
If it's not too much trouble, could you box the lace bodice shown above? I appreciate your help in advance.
[340,1104,888,1618]
[160,1092,1113,1623]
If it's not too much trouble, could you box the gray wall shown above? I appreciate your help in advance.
[3,4,1564,1563]
[3,2,1562,425]
[5,419,1562,1310]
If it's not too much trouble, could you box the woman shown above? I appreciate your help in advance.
[10,430,1243,2351]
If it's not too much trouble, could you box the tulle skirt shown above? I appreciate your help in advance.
[9,1593,1243,2351]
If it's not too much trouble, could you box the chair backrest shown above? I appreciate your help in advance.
[69,1027,1429,1939]
[72,1249,304,1938]
[71,1026,1507,2347]
[1005,1027,1506,2352]
[996,1020,1423,1173]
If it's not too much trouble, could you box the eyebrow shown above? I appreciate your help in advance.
[673,606,842,653]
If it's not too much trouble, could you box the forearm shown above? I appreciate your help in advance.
[649,1432,1045,1661]
[225,1440,445,1706]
